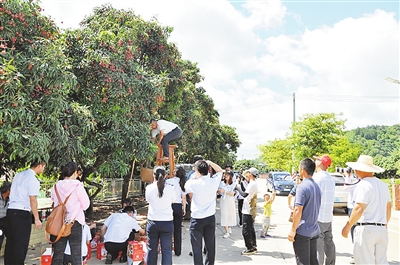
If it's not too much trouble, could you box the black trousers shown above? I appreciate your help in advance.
[0,216,7,251]
[242,214,256,250]
[172,203,183,256]
[51,221,82,265]
[237,199,244,226]
[190,215,216,265]
[4,209,32,265]
[105,231,135,261]
[293,234,319,265]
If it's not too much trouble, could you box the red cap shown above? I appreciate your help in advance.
[313,155,332,167]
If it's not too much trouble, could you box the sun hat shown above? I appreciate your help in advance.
[313,155,332,167]
[345,155,384,173]
[244,167,259,177]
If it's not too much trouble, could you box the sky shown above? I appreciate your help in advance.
[40,0,400,160]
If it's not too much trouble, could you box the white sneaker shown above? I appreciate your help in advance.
[223,233,230,238]
[228,227,232,233]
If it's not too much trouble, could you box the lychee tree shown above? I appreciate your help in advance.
[0,0,95,172]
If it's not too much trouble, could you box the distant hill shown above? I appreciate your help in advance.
[346,124,400,157]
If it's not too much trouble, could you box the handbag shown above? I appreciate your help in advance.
[44,185,75,243]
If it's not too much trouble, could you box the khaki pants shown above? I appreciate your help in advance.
[262,216,270,235]
[353,225,388,265]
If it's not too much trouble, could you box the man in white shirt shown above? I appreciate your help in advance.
[235,167,259,255]
[342,155,391,265]
[101,206,145,264]
[150,119,182,161]
[185,160,222,265]
[5,160,45,265]
[313,155,336,265]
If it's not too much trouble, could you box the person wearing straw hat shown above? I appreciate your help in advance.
[341,155,391,265]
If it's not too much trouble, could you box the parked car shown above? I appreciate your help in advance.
[330,172,348,212]
[266,172,294,195]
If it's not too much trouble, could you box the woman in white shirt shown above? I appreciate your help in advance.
[218,172,237,238]
[145,166,176,265]
[166,167,186,256]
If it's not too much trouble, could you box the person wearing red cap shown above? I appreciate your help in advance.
[313,155,336,265]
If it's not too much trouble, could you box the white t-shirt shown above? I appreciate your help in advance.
[146,182,176,221]
[65,224,92,256]
[185,172,222,219]
[242,179,258,215]
[151,120,178,138]
[9,168,40,211]
[166,177,185,204]
[104,213,142,243]
[354,177,391,224]
[313,170,335,223]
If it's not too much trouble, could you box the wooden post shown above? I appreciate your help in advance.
[393,184,400,210]
[155,144,178,178]
[126,160,135,198]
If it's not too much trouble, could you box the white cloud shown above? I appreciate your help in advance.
[39,1,399,160]
[242,0,287,30]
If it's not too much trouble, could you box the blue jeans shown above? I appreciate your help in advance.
[146,220,173,265]
[190,215,216,265]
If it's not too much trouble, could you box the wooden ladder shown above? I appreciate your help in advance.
[156,144,178,178]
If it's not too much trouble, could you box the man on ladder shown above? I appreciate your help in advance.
[150,119,182,161]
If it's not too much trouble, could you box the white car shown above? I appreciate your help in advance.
[330,173,348,212]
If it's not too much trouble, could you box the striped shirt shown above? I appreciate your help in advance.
[313,170,335,223]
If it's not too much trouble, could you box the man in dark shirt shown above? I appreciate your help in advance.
[288,158,322,265]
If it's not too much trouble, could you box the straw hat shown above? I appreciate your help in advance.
[345,155,384,173]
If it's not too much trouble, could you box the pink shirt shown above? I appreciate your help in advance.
[51,179,90,225]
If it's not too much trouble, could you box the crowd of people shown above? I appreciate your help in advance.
[0,149,392,265]
[144,153,392,265]
[288,155,392,265]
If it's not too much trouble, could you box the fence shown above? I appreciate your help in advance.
[37,178,144,200]
[99,178,143,200]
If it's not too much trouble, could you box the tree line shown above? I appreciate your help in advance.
[257,113,399,178]
[0,1,240,204]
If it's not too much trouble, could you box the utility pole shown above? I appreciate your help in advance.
[293,92,296,123]
[292,92,296,173]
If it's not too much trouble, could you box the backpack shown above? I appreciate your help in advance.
[44,185,75,243]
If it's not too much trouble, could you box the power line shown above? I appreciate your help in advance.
[218,93,399,114]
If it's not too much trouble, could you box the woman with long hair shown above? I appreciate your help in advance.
[145,166,176,265]
[166,167,186,256]
[218,171,237,238]
[50,162,90,265]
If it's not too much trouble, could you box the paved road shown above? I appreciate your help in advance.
[15,178,400,265]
